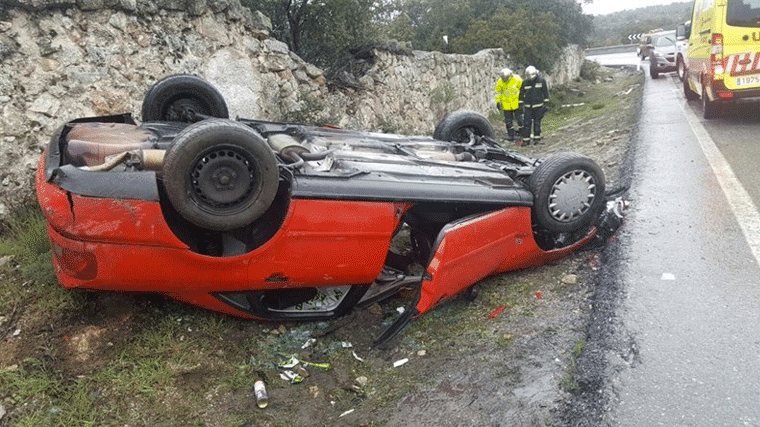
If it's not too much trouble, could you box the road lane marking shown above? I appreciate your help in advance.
[676,90,760,267]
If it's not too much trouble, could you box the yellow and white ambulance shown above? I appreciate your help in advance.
[684,0,760,118]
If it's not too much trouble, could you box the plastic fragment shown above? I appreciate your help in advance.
[489,305,506,318]
[339,409,355,417]
[280,370,304,384]
[393,358,408,367]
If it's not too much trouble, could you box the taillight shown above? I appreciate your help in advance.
[710,33,724,75]
[52,242,97,280]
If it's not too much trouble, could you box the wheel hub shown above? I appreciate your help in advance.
[165,98,206,122]
[548,170,596,222]
[191,148,255,208]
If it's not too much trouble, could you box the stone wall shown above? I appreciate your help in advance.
[0,1,584,213]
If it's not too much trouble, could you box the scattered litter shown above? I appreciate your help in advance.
[341,341,353,348]
[278,353,330,384]
[355,376,368,387]
[535,291,543,299]
[301,338,317,349]
[586,252,602,270]
[12,329,20,337]
[661,273,676,281]
[279,370,304,384]
[293,364,310,378]
[254,379,268,408]
[396,306,405,314]
[488,305,506,318]
[352,351,364,362]
[278,355,300,369]
[393,358,409,367]
[304,360,331,370]
[339,409,355,418]
[309,385,320,398]
[417,350,426,357]
[562,274,578,285]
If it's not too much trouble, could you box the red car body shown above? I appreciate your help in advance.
[38,159,592,318]
[36,76,621,343]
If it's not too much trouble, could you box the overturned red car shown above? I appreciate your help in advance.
[36,75,624,344]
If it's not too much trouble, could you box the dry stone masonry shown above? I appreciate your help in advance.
[0,0,584,214]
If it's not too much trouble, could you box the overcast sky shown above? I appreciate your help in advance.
[581,0,685,15]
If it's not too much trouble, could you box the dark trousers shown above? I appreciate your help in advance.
[522,107,546,140]
[502,109,523,139]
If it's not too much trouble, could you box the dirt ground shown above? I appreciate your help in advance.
[0,66,643,427]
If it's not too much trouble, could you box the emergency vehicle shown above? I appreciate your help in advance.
[683,0,760,118]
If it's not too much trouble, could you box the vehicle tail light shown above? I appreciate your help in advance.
[52,242,97,280]
[711,79,734,99]
[710,33,724,75]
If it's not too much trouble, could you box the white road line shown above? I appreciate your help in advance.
[676,88,760,267]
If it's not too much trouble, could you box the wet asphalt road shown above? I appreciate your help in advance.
[578,55,760,426]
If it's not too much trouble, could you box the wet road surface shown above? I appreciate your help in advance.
[570,61,760,426]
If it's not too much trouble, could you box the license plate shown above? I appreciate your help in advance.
[735,75,760,86]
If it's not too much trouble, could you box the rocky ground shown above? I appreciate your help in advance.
[0,65,642,427]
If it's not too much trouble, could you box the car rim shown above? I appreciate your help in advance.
[190,145,256,211]
[548,170,597,222]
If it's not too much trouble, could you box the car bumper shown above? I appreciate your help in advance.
[652,58,677,72]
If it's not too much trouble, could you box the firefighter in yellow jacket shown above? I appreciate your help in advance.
[494,68,523,143]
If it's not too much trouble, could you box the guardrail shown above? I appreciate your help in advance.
[585,44,638,56]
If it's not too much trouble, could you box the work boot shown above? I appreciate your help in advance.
[507,129,515,142]
[533,136,542,144]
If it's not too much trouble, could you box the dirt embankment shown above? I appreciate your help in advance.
[0,65,642,427]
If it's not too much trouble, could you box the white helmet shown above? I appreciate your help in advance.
[500,68,513,81]
[525,66,538,79]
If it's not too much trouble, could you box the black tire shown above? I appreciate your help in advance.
[683,76,699,101]
[433,110,495,142]
[702,86,720,119]
[649,58,659,79]
[142,74,229,122]
[527,152,606,234]
[162,119,279,231]
[676,56,686,81]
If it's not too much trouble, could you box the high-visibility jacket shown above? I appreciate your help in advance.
[519,76,549,109]
[495,75,522,111]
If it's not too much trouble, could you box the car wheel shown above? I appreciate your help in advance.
[701,86,720,119]
[527,152,606,234]
[162,119,279,231]
[649,59,659,79]
[142,74,229,122]
[433,110,495,143]
[683,76,699,101]
[677,56,686,81]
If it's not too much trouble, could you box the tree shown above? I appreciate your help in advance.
[454,6,561,71]
[378,0,587,70]
[242,0,379,67]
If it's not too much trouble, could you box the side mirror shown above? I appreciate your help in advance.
[676,24,686,41]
